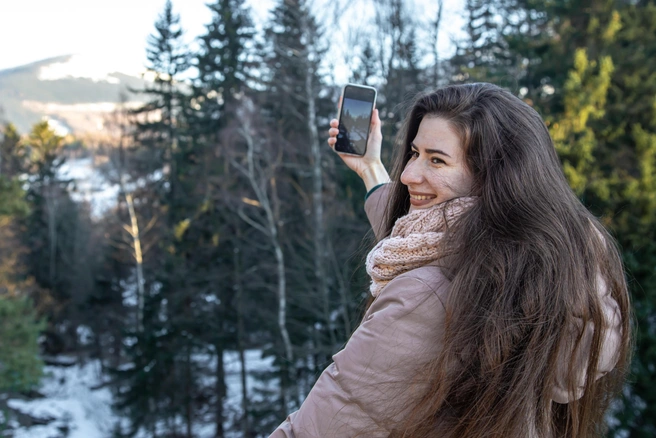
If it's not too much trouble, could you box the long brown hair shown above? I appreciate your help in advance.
[378,83,631,437]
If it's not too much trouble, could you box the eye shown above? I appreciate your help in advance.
[409,150,419,159]
[431,157,445,165]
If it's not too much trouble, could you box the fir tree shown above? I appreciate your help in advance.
[194,0,255,132]
[20,121,83,351]
[0,123,22,178]
[116,2,203,436]
[130,0,190,198]
[0,141,44,394]
[259,0,337,417]
[0,295,45,393]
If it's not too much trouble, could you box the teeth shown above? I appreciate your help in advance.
[410,195,435,201]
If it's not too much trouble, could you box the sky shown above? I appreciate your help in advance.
[0,0,215,74]
[0,0,466,80]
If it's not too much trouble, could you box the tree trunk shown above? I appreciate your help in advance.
[302,25,336,355]
[215,344,225,438]
[234,244,250,436]
[186,346,193,438]
[124,192,145,332]
[45,186,58,288]
[237,111,294,409]
[432,0,444,85]
[233,102,294,411]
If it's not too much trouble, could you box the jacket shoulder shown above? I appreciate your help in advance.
[373,264,450,310]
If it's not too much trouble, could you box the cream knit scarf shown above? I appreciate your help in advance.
[366,197,477,297]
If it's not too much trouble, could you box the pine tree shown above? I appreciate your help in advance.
[20,121,85,352]
[451,0,520,87]
[130,0,190,198]
[0,295,45,393]
[374,0,424,164]
[0,123,23,178]
[351,40,378,86]
[0,128,32,299]
[0,133,45,394]
[259,0,338,416]
[184,1,258,435]
[194,0,255,133]
[115,2,203,436]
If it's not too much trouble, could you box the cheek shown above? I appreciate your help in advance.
[433,170,472,196]
[453,171,474,195]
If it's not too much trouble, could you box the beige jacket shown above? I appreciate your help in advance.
[271,184,622,437]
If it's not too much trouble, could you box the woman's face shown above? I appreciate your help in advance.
[401,116,473,212]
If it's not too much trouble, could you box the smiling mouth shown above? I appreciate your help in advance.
[409,193,437,207]
[409,194,435,201]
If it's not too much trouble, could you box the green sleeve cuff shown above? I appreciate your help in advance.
[364,183,388,201]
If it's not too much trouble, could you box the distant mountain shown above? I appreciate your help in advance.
[0,55,151,136]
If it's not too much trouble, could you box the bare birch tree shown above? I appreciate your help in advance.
[227,98,295,409]
[431,0,445,85]
[104,101,157,333]
[299,5,338,350]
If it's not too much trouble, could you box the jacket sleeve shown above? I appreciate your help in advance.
[551,271,622,403]
[364,183,391,241]
[270,272,448,437]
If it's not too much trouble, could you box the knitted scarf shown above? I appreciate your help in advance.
[366,197,477,297]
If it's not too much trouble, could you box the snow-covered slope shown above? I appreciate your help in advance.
[0,55,149,135]
[6,360,115,438]
[3,351,275,438]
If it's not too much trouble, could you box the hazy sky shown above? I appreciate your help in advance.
[1,0,465,78]
[0,0,214,73]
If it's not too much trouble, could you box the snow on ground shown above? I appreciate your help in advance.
[4,350,276,438]
[7,360,115,438]
[225,350,277,405]
[38,55,123,84]
[58,157,119,219]
[194,350,278,438]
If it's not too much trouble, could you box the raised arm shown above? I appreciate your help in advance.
[327,107,391,240]
[364,183,391,241]
[327,108,390,192]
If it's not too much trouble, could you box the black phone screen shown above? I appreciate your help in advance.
[335,85,376,155]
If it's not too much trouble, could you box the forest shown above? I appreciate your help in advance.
[1,0,656,436]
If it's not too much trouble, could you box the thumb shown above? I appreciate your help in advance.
[370,109,382,140]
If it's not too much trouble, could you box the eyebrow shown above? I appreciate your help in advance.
[411,142,452,158]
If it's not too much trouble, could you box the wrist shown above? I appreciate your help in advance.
[359,162,390,192]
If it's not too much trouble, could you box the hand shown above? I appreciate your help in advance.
[327,108,390,191]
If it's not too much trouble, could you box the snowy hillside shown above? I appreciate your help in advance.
[2,351,275,438]
[0,55,149,135]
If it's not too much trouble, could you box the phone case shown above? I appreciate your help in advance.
[335,84,377,156]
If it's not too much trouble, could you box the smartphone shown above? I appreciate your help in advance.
[335,84,377,156]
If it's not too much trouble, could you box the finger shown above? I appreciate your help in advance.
[327,137,336,147]
[372,109,382,135]
[328,127,339,137]
[330,119,338,128]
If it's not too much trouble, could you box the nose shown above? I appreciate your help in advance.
[401,158,423,186]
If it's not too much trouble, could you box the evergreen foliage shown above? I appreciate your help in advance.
[0,176,28,218]
[0,295,45,393]
[0,123,23,178]
[195,0,255,131]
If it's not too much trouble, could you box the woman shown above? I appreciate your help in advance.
[271,83,631,437]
